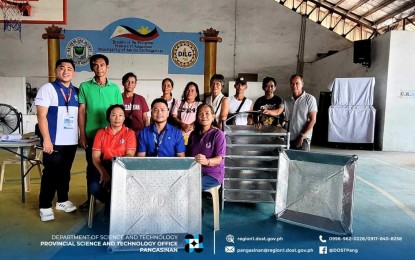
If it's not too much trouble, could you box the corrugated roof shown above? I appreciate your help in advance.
[275,0,415,40]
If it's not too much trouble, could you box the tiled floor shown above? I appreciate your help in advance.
[0,147,414,259]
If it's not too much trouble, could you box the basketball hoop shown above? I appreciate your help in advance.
[0,0,30,37]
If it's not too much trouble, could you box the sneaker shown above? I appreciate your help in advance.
[56,201,77,213]
[78,200,90,213]
[40,208,55,222]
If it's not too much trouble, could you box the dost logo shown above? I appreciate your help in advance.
[65,37,94,67]
[184,234,203,253]
[171,40,198,68]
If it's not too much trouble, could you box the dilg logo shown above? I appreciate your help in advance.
[171,40,198,68]
[65,37,93,67]
[184,234,204,253]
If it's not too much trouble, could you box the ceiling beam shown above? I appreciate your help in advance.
[407,16,415,27]
[360,0,395,19]
[307,5,318,18]
[377,15,415,32]
[330,15,343,30]
[348,0,370,14]
[334,0,347,8]
[377,13,415,31]
[306,0,374,29]
[318,9,331,24]
[373,2,415,26]
[344,24,359,37]
[294,0,305,12]
[312,0,367,21]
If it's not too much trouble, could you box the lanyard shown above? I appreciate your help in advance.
[152,129,166,157]
[59,87,73,113]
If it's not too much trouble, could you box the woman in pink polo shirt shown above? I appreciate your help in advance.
[171,81,203,144]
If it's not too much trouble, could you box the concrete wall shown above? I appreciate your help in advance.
[382,31,415,152]
[0,77,26,115]
[303,47,367,101]
[1,1,413,150]
[0,0,351,96]
[304,35,392,150]
[367,34,390,151]
[305,31,415,152]
[304,34,390,150]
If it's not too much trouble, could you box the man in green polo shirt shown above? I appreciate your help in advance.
[78,54,123,212]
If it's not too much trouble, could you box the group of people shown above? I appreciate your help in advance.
[34,53,317,222]
[34,55,226,222]
[235,75,318,151]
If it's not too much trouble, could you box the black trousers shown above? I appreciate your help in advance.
[89,160,112,205]
[85,138,100,201]
[39,145,77,209]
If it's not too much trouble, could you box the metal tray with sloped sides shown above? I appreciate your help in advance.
[275,150,358,236]
[108,157,201,252]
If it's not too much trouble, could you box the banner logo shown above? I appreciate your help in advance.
[65,37,93,67]
[226,234,235,243]
[171,40,198,68]
[319,246,328,254]
[60,18,204,74]
[110,25,159,41]
[225,246,235,253]
[184,234,203,253]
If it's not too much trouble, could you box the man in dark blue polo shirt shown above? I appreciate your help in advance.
[136,98,185,157]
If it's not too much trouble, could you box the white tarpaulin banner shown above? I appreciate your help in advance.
[328,77,375,106]
[328,78,376,143]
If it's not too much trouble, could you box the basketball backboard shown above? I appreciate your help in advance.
[0,0,67,24]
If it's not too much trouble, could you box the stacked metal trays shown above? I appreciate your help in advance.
[222,125,289,209]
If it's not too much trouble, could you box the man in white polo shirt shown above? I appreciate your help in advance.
[284,74,317,151]
[35,59,79,222]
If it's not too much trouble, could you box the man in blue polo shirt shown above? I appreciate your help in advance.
[35,59,79,222]
[137,98,185,157]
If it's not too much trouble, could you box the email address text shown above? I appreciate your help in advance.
[236,248,313,254]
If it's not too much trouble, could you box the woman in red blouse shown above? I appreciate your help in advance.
[91,104,136,219]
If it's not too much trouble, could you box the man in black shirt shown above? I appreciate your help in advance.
[253,77,284,126]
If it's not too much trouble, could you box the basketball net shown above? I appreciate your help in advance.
[0,0,29,38]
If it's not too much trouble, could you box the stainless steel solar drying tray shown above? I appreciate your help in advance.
[108,157,201,252]
[275,150,357,235]
[225,125,290,146]
[222,125,289,209]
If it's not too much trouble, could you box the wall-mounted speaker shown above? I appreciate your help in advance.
[353,39,371,67]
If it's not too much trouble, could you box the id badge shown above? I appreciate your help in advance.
[64,116,75,129]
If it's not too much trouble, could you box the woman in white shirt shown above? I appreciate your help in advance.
[205,74,229,129]
[161,78,176,125]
